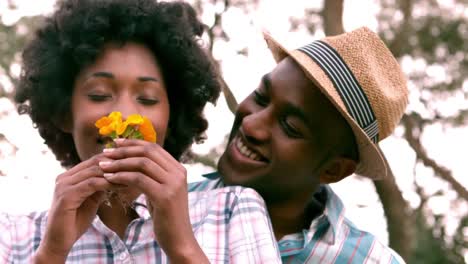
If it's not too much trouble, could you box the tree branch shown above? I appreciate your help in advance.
[388,0,413,57]
[402,114,468,200]
[198,0,238,114]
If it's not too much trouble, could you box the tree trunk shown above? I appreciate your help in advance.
[322,0,345,36]
[373,171,412,260]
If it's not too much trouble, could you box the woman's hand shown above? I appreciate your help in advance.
[100,139,209,263]
[35,154,113,263]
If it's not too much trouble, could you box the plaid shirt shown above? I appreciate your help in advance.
[189,172,406,264]
[0,186,280,263]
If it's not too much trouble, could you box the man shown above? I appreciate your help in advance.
[190,27,408,263]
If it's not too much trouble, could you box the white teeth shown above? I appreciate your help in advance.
[241,145,248,153]
[250,152,259,160]
[236,138,262,161]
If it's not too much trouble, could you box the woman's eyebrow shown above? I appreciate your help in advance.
[86,72,159,83]
[90,71,114,79]
[138,76,159,83]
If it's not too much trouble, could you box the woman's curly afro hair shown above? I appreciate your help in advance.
[15,0,221,168]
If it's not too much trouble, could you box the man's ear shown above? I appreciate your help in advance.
[320,157,357,184]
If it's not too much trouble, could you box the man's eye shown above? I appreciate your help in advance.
[281,119,302,138]
[253,91,268,106]
[138,98,158,105]
[88,94,111,101]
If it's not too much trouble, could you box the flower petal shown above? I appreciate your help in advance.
[116,121,129,135]
[125,114,144,125]
[139,117,157,143]
[95,116,112,129]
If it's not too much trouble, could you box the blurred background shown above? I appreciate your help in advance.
[0,0,466,263]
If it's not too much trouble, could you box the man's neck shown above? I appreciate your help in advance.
[266,187,326,241]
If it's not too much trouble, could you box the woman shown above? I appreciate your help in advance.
[1,0,280,263]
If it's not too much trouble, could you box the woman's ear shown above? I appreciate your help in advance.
[320,157,357,184]
[55,113,73,133]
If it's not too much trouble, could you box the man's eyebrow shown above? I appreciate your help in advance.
[261,73,272,92]
[138,76,159,83]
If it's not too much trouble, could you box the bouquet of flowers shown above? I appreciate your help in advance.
[94,111,157,207]
[95,111,157,147]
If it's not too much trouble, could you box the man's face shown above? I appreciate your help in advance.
[218,57,350,201]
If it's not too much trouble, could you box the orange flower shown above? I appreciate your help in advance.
[116,114,144,135]
[139,117,157,143]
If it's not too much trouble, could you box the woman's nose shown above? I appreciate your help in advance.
[114,95,139,118]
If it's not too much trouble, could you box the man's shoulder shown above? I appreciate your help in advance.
[188,184,263,204]
[297,186,406,263]
[188,172,224,192]
[337,218,406,264]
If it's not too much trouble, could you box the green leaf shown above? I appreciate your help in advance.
[122,126,134,138]
[132,130,144,140]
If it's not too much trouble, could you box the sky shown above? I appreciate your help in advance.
[0,0,466,254]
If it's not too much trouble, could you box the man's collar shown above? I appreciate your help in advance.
[311,185,346,245]
[203,171,221,180]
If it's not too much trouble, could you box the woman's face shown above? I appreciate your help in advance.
[69,42,170,163]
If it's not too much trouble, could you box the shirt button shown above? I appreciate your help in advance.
[119,252,128,260]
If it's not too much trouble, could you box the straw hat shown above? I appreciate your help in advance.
[263,27,408,179]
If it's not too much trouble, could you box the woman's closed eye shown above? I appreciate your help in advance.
[88,94,111,102]
[137,97,159,106]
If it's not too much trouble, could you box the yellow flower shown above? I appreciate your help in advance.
[95,111,122,136]
[126,114,145,125]
[139,117,157,143]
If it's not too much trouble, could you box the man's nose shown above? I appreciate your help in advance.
[241,109,272,143]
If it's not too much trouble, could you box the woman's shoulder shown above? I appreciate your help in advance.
[1,211,48,225]
[0,211,48,238]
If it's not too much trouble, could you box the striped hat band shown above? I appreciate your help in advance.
[298,40,379,143]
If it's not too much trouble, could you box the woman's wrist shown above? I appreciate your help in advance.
[34,244,68,264]
[166,238,209,264]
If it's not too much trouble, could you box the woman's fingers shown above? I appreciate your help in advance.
[103,170,162,196]
[107,139,184,173]
[55,176,112,208]
[99,157,167,183]
[56,154,111,186]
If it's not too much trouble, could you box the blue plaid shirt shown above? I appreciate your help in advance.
[189,172,406,264]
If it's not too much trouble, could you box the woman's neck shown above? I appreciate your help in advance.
[97,196,139,239]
